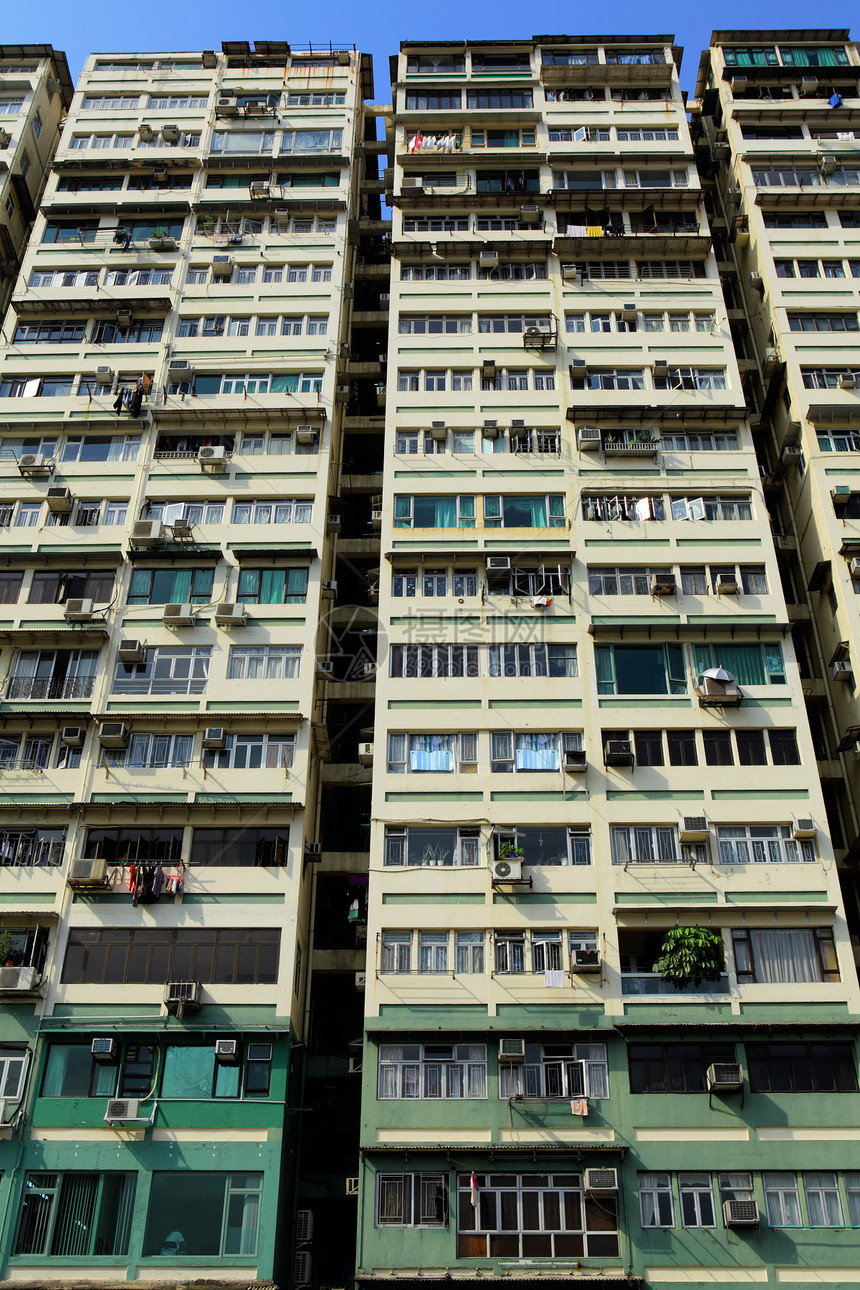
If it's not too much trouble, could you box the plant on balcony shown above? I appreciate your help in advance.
[0,930,17,967]
[198,215,216,235]
[651,925,724,990]
[498,842,525,859]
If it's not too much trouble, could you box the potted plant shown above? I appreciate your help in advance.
[197,215,215,236]
[498,842,525,859]
[651,925,724,991]
[148,227,176,251]
[0,929,17,967]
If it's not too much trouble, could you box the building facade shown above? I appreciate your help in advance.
[0,40,378,1289]
[357,33,860,1290]
[0,43,72,319]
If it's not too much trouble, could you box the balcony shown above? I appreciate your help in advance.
[5,676,95,702]
[622,973,730,995]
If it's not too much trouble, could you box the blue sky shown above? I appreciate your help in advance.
[5,3,855,99]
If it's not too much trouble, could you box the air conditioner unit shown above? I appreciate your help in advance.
[578,426,602,450]
[67,856,109,889]
[171,517,193,538]
[91,1037,117,1061]
[64,598,94,622]
[679,816,709,842]
[482,419,499,438]
[379,293,390,305]
[355,972,366,992]
[163,603,195,627]
[651,575,676,596]
[164,980,201,1012]
[336,49,351,65]
[168,359,191,375]
[215,1038,239,1063]
[218,95,239,114]
[161,124,181,142]
[336,383,350,403]
[621,303,637,322]
[801,76,819,96]
[820,155,838,176]
[480,250,499,267]
[793,818,816,839]
[370,509,383,528]
[326,514,341,533]
[104,1097,140,1123]
[707,1063,744,1092]
[203,727,227,749]
[730,77,747,95]
[95,366,114,386]
[346,1177,359,1196]
[564,748,587,773]
[604,739,634,766]
[584,1168,618,1195]
[571,948,600,973]
[499,1038,526,1063]
[0,966,38,994]
[358,742,374,766]
[316,660,334,677]
[348,1055,362,1074]
[296,425,316,444]
[211,256,233,278]
[138,122,153,140]
[295,1252,312,1285]
[214,602,246,627]
[781,445,802,466]
[98,723,128,749]
[198,445,227,464]
[152,165,168,180]
[486,556,511,571]
[250,181,271,199]
[401,177,423,189]
[321,581,338,599]
[130,520,166,546]
[18,453,49,472]
[61,726,85,748]
[716,574,739,594]
[296,1210,314,1243]
[520,204,540,223]
[429,421,446,440]
[723,1199,759,1228]
[361,661,377,678]
[118,640,144,664]
[749,270,764,293]
[832,660,853,682]
[491,858,523,882]
[839,374,857,391]
[851,558,860,578]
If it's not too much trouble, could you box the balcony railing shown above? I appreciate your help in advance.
[6,676,95,701]
[621,973,730,996]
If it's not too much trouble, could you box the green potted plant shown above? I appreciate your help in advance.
[197,215,216,236]
[148,226,176,251]
[651,925,724,991]
[498,842,525,859]
[0,929,17,967]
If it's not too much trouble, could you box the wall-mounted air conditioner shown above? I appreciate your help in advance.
[64,598,94,622]
[98,723,128,749]
[214,602,246,626]
[163,603,195,627]
[498,1039,526,1063]
[491,858,523,882]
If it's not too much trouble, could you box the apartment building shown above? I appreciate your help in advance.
[355,34,860,1290]
[0,40,380,1287]
[0,44,72,319]
[694,32,860,967]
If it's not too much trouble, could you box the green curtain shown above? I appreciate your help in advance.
[259,569,285,603]
[270,375,299,393]
[285,568,308,602]
[151,568,192,604]
[595,646,614,693]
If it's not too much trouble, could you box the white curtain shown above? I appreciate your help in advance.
[750,929,819,982]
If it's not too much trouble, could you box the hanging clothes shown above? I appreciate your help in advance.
[113,389,126,413]
[151,866,165,898]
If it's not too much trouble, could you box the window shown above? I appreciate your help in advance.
[227,645,301,680]
[732,927,839,983]
[377,1173,448,1227]
[703,730,733,766]
[496,826,591,867]
[61,435,139,463]
[769,729,800,765]
[393,495,475,528]
[803,1173,843,1227]
[596,643,685,695]
[582,494,664,522]
[589,567,672,596]
[494,934,525,974]
[628,1043,736,1094]
[62,928,279,984]
[485,565,571,598]
[127,567,214,606]
[483,495,565,527]
[380,931,412,973]
[232,498,313,524]
[490,732,583,774]
[500,1042,609,1099]
[389,644,479,679]
[764,1172,801,1227]
[789,312,859,332]
[634,731,663,766]
[28,570,114,605]
[202,732,295,771]
[387,733,477,774]
[189,828,289,868]
[488,644,577,678]
[457,1172,618,1259]
[236,567,308,604]
[667,730,697,766]
[378,1044,487,1100]
[384,826,480,868]
[747,1042,858,1093]
[456,932,484,974]
[144,1172,262,1255]
[611,826,684,865]
[717,826,815,865]
[0,1049,27,1100]
[105,732,193,769]
[654,367,727,391]
[16,1173,136,1256]
[639,1174,674,1228]
[677,1174,716,1227]
[112,646,211,696]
